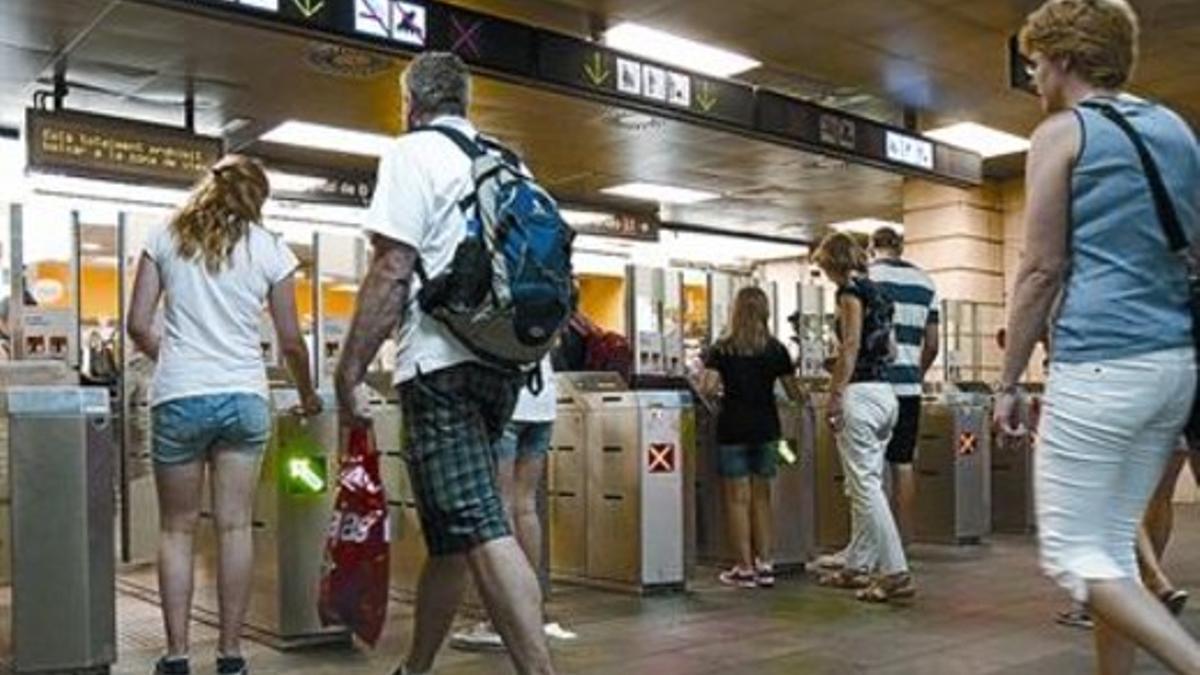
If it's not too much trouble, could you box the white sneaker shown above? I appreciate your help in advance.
[450,621,504,651]
[544,622,578,641]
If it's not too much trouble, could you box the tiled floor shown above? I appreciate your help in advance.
[113,508,1200,674]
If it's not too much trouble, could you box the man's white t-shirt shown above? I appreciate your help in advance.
[363,115,498,386]
[511,355,557,423]
[145,225,298,405]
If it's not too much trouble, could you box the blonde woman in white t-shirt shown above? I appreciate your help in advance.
[127,155,321,675]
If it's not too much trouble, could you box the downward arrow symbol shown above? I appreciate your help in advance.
[583,52,610,87]
[292,0,325,19]
[696,82,719,112]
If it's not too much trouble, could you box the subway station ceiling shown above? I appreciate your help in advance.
[1,0,1197,241]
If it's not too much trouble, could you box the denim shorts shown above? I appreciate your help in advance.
[494,421,553,462]
[717,442,779,479]
[151,393,272,466]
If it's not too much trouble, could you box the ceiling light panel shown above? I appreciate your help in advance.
[600,182,720,205]
[924,122,1030,158]
[260,121,394,158]
[604,22,761,78]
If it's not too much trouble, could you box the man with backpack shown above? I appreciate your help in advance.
[336,52,570,675]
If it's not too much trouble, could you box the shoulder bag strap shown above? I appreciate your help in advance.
[1079,100,1189,252]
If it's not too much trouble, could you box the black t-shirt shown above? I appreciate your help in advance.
[835,277,894,383]
[704,337,794,445]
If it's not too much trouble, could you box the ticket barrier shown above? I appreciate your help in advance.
[549,373,689,593]
[191,389,349,649]
[992,393,1038,535]
[813,392,851,552]
[1,386,115,673]
[694,397,817,571]
[913,388,993,545]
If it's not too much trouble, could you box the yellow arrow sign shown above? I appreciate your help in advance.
[696,82,719,112]
[583,52,610,87]
[292,0,325,19]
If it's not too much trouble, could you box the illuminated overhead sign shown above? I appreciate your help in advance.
[539,34,755,128]
[355,0,426,47]
[885,131,935,170]
[26,108,223,187]
[165,0,982,185]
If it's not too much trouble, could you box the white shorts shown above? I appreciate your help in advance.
[1036,347,1195,602]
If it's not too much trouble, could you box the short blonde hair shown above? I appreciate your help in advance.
[813,232,868,279]
[1019,0,1139,89]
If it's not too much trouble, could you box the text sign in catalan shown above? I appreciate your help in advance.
[26,109,224,187]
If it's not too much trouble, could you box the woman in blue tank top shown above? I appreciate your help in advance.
[998,1,1200,672]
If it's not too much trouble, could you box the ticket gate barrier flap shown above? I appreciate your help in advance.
[914,402,992,545]
[5,386,115,673]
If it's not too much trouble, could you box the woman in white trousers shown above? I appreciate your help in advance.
[814,232,913,603]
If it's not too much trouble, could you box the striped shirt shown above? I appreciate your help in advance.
[869,258,939,397]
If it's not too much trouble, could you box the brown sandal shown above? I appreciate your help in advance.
[857,573,917,603]
[818,568,871,589]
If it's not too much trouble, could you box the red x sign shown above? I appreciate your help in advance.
[648,443,676,474]
[958,431,978,456]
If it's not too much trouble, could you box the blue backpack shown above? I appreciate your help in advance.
[412,125,575,375]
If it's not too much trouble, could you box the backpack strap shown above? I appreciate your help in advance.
[410,124,485,159]
[1079,100,1189,252]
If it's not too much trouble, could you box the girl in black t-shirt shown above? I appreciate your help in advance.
[813,232,913,603]
[701,286,800,589]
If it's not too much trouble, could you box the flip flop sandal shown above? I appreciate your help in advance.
[1161,589,1190,616]
[818,569,871,589]
[856,574,917,603]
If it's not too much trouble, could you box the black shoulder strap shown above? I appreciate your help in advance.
[410,125,485,160]
[1080,100,1189,252]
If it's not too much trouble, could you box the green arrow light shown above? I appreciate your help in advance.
[287,457,327,494]
[777,440,797,465]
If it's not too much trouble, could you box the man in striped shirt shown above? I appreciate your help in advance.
[868,227,940,544]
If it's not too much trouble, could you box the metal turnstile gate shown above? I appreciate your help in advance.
[550,374,689,593]
[914,397,992,545]
[192,389,348,648]
[2,386,115,673]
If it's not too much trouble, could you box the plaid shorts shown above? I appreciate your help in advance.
[399,363,520,556]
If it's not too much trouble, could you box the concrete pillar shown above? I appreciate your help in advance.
[902,178,1005,304]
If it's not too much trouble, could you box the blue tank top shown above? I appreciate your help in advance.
[1052,95,1200,363]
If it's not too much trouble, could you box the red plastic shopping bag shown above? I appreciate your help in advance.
[318,427,390,646]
